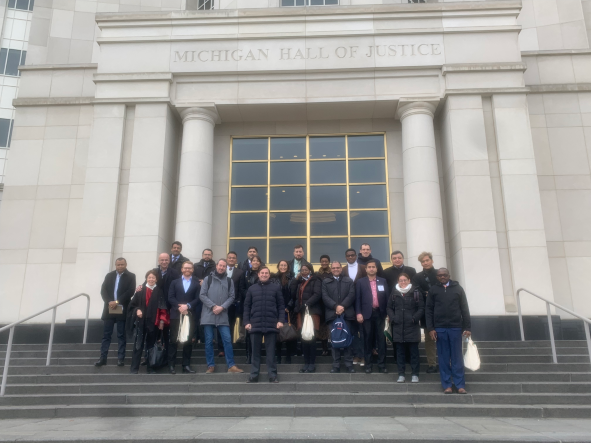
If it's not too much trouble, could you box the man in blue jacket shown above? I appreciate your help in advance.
[355,260,389,374]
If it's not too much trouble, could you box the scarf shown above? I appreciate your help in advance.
[298,276,311,305]
[146,283,156,290]
[396,283,412,294]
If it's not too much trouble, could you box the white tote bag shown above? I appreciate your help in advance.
[178,314,190,343]
[301,307,315,341]
[463,337,481,371]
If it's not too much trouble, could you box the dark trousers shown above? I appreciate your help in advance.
[169,315,194,367]
[351,323,364,359]
[250,332,277,378]
[276,339,296,359]
[435,328,465,389]
[331,320,357,369]
[396,342,420,376]
[302,338,317,370]
[362,310,386,369]
[130,329,158,373]
[100,318,126,361]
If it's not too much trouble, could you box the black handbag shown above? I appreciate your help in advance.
[147,332,167,368]
[278,313,298,343]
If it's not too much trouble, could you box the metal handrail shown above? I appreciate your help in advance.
[0,293,90,396]
[516,288,591,364]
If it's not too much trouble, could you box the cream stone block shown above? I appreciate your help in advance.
[561,20,589,50]
[527,94,546,115]
[511,246,554,314]
[0,200,35,249]
[74,252,113,319]
[499,159,538,176]
[374,75,439,98]
[46,106,82,127]
[538,176,556,190]
[49,70,84,98]
[50,9,74,39]
[405,217,446,267]
[540,190,563,242]
[567,257,591,315]
[20,263,61,321]
[55,263,77,321]
[77,236,116,254]
[3,186,37,200]
[547,241,565,257]
[547,127,590,176]
[536,24,564,50]
[27,248,63,264]
[573,55,591,83]
[546,114,583,128]
[0,264,26,323]
[459,231,499,249]
[507,229,548,248]
[176,81,239,102]
[459,247,506,315]
[564,241,591,257]
[548,257,573,311]
[129,118,167,169]
[554,175,591,190]
[4,140,43,186]
[443,32,521,64]
[453,160,491,177]
[543,93,580,114]
[518,28,539,51]
[529,115,546,128]
[29,199,69,249]
[556,189,591,241]
[84,167,120,184]
[36,185,71,200]
[531,127,554,175]
[13,107,47,127]
[122,235,159,253]
[64,198,82,249]
[447,109,488,161]
[11,127,45,141]
[78,182,119,238]
[38,139,76,186]
[501,175,546,232]
[17,71,52,98]
[95,81,170,99]
[211,195,229,248]
[537,55,576,84]
[124,183,164,237]
[522,56,541,85]
[494,109,534,160]
[101,42,172,74]
[402,114,436,150]
[87,120,126,169]
[0,250,28,264]
[454,176,497,232]
[533,0,560,27]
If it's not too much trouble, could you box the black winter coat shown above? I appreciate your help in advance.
[100,270,136,321]
[357,253,385,277]
[193,259,216,280]
[272,271,294,316]
[169,254,190,273]
[322,276,356,323]
[290,275,323,316]
[383,265,417,294]
[243,280,285,334]
[426,281,471,331]
[413,267,438,296]
[126,286,168,336]
[386,286,424,343]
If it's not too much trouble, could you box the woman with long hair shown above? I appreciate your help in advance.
[273,259,295,364]
[243,255,263,363]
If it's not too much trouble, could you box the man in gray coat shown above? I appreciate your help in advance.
[199,258,244,374]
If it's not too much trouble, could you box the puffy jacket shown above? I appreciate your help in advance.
[290,275,323,316]
[193,259,216,280]
[322,276,356,323]
[243,280,285,334]
[426,280,471,331]
[386,286,424,343]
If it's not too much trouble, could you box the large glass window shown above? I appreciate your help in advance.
[229,135,391,265]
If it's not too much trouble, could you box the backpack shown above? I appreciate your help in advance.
[330,315,353,349]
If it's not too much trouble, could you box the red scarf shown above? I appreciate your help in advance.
[146,287,152,306]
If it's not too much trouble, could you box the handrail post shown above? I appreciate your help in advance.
[546,302,557,364]
[1,328,14,396]
[584,322,591,365]
[516,290,525,341]
[83,295,90,345]
[46,307,57,366]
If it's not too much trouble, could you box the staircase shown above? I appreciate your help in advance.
[1,340,591,419]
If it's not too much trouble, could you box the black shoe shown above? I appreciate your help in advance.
[247,376,258,383]
[306,368,316,373]
[140,359,147,366]
[322,351,330,357]
[169,365,176,374]
[365,367,372,374]
[94,358,106,367]
[269,377,279,383]
[330,368,340,373]
[147,367,156,374]
[347,367,355,374]
[276,356,282,365]
[426,366,438,374]
[129,370,138,374]
[285,356,292,364]
[117,360,124,367]
[379,368,388,374]
[182,366,196,374]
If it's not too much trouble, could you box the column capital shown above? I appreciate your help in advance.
[395,98,440,121]
[178,104,221,125]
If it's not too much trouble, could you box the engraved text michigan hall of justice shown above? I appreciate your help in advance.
[173,44,443,63]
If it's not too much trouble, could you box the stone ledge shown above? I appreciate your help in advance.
[18,63,98,71]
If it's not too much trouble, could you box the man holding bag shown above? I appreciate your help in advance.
[322,261,356,374]
[425,268,472,394]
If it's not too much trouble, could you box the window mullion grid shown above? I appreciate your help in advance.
[345,135,351,249]
[266,137,271,264]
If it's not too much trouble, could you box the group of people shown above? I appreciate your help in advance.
[96,241,472,393]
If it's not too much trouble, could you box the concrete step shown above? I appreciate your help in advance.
[0,403,589,419]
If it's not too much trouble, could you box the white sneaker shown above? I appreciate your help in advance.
[412,376,419,383]
[397,375,405,383]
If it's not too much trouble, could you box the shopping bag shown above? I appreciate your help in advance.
[178,313,190,343]
[383,317,392,342]
[301,306,315,341]
[233,318,241,343]
[463,337,481,371]
[147,333,167,368]
[279,313,298,343]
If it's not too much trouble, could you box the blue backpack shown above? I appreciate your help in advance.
[331,315,353,349]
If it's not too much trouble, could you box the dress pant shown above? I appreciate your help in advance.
[204,325,236,368]
[302,338,317,371]
[276,339,296,359]
[100,318,126,361]
[395,342,420,376]
[351,324,364,359]
[130,329,158,373]
[250,332,277,379]
[424,328,438,367]
[362,310,386,369]
[169,314,194,367]
[331,320,357,369]
[435,328,465,389]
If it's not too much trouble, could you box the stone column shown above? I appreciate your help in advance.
[396,99,446,267]
[175,106,219,261]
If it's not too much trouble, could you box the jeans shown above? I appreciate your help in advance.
[217,306,237,352]
[435,328,465,389]
[396,342,420,376]
[250,332,277,378]
[100,318,126,361]
[331,320,357,369]
[204,325,236,368]
[362,310,386,369]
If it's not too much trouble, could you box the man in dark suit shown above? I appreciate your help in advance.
[168,261,201,374]
[287,244,314,275]
[383,250,417,292]
[342,248,367,283]
[169,241,190,273]
[193,248,216,282]
[355,260,389,374]
[95,258,136,367]
[239,246,259,271]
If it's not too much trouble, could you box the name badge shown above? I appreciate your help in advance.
[378,285,385,292]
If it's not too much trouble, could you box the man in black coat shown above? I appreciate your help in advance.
[193,248,216,282]
[287,244,314,275]
[355,260,389,374]
[239,246,259,271]
[95,258,136,367]
[412,251,439,373]
[383,250,416,292]
[168,261,201,374]
[322,261,356,373]
[342,248,367,283]
[243,267,284,383]
[221,251,246,352]
[169,241,190,273]
[426,268,471,394]
[357,243,385,277]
